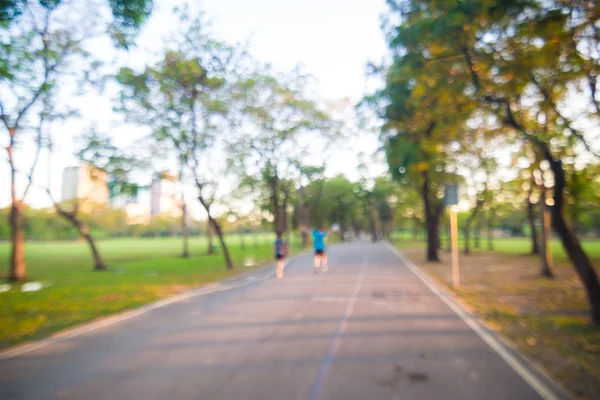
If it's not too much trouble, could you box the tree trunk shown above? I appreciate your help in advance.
[487,207,495,251]
[366,200,377,242]
[435,217,442,250]
[421,171,441,262]
[55,204,106,271]
[464,204,481,255]
[282,187,289,238]
[253,228,259,248]
[570,170,580,239]
[310,180,325,220]
[198,194,233,270]
[240,228,246,250]
[8,130,27,281]
[209,214,233,270]
[79,225,106,271]
[353,223,360,238]
[9,200,26,281]
[370,213,377,242]
[527,183,540,255]
[298,186,309,247]
[539,187,554,278]
[181,202,189,258]
[542,146,600,324]
[474,213,483,249]
[464,225,471,255]
[207,222,215,255]
[268,176,281,233]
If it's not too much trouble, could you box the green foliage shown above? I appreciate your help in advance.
[229,67,335,231]
[115,18,236,176]
[299,174,360,229]
[0,0,23,26]
[108,0,152,30]
[1,1,152,46]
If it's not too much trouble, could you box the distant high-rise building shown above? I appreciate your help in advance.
[104,170,182,224]
[150,172,182,218]
[61,165,109,205]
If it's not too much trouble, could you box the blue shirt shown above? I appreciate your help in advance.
[312,230,326,250]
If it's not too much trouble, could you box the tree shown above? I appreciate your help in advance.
[538,182,554,278]
[364,30,474,261]
[300,174,360,240]
[526,175,541,255]
[0,1,149,280]
[116,14,237,269]
[372,177,396,239]
[460,153,496,255]
[1,1,153,48]
[230,67,333,234]
[464,192,485,256]
[206,221,215,255]
[68,130,145,270]
[382,0,600,324]
[294,164,325,247]
[487,205,496,251]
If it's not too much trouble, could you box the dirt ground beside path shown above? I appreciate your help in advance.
[399,246,600,400]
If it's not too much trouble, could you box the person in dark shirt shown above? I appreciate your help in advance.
[274,230,287,279]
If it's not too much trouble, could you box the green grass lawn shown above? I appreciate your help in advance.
[390,233,600,262]
[0,232,304,349]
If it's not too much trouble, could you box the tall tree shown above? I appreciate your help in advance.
[487,205,496,251]
[1,1,152,43]
[116,14,237,269]
[0,1,149,280]
[526,176,541,255]
[365,32,474,261]
[372,177,396,239]
[539,183,555,278]
[464,194,485,256]
[293,164,325,247]
[56,132,134,270]
[230,69,333,233]
[382,0,600,323]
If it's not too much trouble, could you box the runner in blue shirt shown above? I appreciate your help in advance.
[301,225,328,273]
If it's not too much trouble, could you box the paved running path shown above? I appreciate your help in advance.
[0,241,566,400]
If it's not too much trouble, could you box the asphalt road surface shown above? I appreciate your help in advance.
[1,241,567,400]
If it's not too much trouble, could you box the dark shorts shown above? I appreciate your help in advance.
[314,249,325,256]
[276,254,285,260]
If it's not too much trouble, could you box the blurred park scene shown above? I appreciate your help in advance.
[1,0,600,399]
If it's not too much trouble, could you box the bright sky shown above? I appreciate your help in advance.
[0,0,389,215]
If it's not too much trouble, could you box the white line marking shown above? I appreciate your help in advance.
[384,242,561,400]
[307,252,370,400]
[0,255,308,360]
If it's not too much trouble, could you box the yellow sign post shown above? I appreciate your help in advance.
[445,184,460,288]
[450,206,460,288]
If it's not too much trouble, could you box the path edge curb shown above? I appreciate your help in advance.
[0,248,314,360]
[385,242,575,400]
